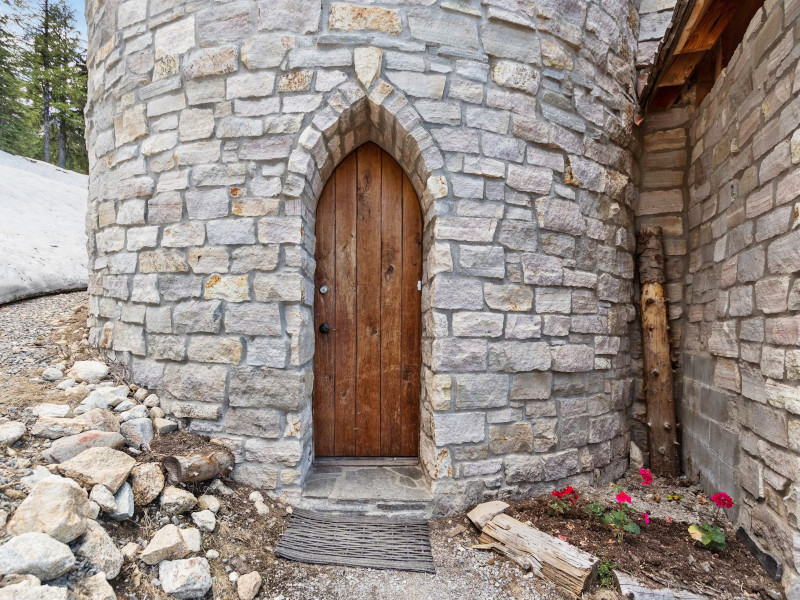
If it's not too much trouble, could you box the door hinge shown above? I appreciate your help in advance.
[417,280,422,291]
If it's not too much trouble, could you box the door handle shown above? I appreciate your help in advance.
[319,323,331,334]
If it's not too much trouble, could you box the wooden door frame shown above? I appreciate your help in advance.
[310,141,425,461]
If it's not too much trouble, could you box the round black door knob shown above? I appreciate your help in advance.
[319,323,330,334]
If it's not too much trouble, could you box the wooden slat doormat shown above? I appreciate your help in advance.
[275,509,436,573]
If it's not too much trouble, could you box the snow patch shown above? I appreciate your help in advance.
[0,150,88,305]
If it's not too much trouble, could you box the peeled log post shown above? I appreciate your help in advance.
[162,447,235,484]
[636,227,680,476]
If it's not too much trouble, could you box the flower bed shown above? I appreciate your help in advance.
[504,471,784,599]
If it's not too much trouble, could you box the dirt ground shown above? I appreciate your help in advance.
[0,292,783,600]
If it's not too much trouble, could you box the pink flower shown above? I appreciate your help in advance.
[640,468,653,485]
[710,492,733,509]
[642,512,650,524]
[616,491,632,504]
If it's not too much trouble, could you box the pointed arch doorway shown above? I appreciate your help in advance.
[313,142,422,458]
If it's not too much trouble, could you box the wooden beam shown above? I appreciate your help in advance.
[679,0,740,54]
[649,86,684,112]
[657,51,705,87]
[674,0,713,53]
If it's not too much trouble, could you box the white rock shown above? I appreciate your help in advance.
[109,481,135,521]
[153,417,178,434]
[159,557,212,599]
[75,572,115,600]
[205,549,219,560]
[190,510,216,533]
[0,421,25,445]
[42,368,63,382]
[180,527,202,553]
[237,571,262,600]
[67,361,109,384]
[254,500,270,516]
[143,394,160,407]
[0,576,69,600]
[133,388,149,401]
[120,405,149,421]
[196,495,220,514]
[140,524,189,565]
[248,491,264,504]
[55,379,75,390]
[0,532,75,581]
[7,476,91,543]
[113,400,136,413]
[120,417,154,448]
[89,485,117,513]
[160,486,197,515]
[31,404,72,418]
[56,447,136,492]
[73,520,123,579]
[208,479,234,495]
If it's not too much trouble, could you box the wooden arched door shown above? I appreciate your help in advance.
[313,142,422,458]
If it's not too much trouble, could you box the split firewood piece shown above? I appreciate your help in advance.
[614,570,709,599]
[472,539,542,575]
[161,446,235,484]
[482,514,598,598]
[467,500,510,529]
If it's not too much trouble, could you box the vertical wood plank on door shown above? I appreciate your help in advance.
[313,179,336,456]
[380,151,403,456]
[355,143,382,456]
[334,151,358,456]
[400,172,422,456]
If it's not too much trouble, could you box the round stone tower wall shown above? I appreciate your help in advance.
[85,0,640,512]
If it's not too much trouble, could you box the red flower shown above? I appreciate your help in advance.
[640,468,653,485]
[642,512,650,524]
[552,486,580,505]
[710,492,733,509]
[616,491,632,504]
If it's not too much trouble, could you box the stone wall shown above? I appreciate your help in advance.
[84,0,641,513]
[639,0,800,590]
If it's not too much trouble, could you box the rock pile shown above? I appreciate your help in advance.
[0,359,265,600]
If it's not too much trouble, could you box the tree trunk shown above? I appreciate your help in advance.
[636,227,680,476]
[41,0,51,164]
[58,114,66,168]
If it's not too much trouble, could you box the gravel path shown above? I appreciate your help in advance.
[0,291,88,376]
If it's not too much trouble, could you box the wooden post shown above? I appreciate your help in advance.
[636,227,680,476]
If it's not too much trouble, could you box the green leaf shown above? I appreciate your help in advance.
[624,521,641,534]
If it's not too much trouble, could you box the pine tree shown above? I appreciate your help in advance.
[19,0,87,171]
[0,12,33,155]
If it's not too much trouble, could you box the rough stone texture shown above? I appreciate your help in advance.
[159,557,213,599]
[140,524,189,565]
[56,447,136,493]
[85,0,638,514]
[6,476,92,543]
[635,2,800,591]
[0,532,75,582]
[73,520,123,579]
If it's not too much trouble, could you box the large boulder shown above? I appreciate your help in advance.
[159,557,212,599]
[67,361,109,384]
[129,463,165,505]
[57,447,136,492]
[139,524,189,565]
[0,532,75,581]
[73,521,123,580]
[7,476,91,543]
[43,431,125,463]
